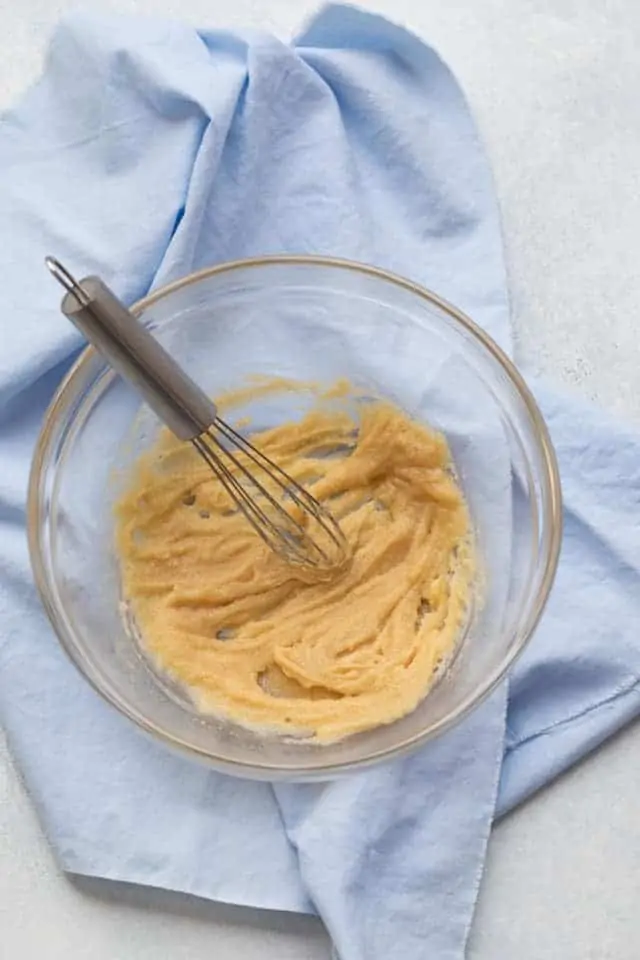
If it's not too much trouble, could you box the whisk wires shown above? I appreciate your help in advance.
[194,419,349,578]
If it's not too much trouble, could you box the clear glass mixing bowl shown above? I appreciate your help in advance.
[28,256,562,780]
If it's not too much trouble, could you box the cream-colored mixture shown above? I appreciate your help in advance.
[114,380,474,742]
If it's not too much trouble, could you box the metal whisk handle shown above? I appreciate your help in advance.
[46,258,217,441]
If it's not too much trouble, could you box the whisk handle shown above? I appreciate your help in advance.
[53,270,217,441]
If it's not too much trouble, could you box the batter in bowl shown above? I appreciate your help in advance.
[114,379,474,742]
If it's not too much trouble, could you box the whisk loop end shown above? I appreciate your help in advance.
[193,419,350,580]
[46,256,350,581]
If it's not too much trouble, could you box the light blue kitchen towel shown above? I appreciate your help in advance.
[1,5,640,959]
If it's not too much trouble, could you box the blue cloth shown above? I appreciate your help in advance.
[1,5,639,958]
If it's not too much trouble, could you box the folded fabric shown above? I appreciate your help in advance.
[1,6,639,959]
[499,377,640,815]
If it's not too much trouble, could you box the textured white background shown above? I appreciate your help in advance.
[2,1,640,957]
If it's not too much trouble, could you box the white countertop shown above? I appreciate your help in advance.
[2,1,640,957]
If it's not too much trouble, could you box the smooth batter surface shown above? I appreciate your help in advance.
[114,380,474,742]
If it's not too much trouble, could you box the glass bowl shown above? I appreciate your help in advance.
[28,256,562,780]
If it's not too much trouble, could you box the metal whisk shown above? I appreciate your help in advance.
[45,257,350,580]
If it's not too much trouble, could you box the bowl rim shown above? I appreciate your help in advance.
[28,254,563,778]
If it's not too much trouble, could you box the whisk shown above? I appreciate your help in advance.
[45,257,350,581]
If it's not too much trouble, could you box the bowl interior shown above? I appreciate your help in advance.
[31,259,559,778]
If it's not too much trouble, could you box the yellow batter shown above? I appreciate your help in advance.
[114,380,474,742]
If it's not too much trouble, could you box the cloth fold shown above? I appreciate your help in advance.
[1,5,639,958]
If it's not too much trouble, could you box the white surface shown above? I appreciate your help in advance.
[2,0,640,957]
